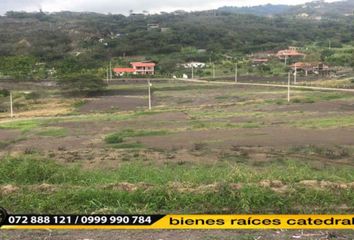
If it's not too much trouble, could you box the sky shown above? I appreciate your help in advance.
[0,0,340,15]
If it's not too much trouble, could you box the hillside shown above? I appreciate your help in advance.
[0,10,353,61]
[219,0,354,18]
[0,1,353,81]
[218,4,291,16]
[288,0,354,19]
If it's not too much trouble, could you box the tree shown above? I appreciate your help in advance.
[0,56,36,80]
[321,49,335,62]
[57,73,106,95]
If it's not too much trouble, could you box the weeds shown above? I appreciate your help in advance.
[105,129,169,144]
[36,127,68,137]
[0,119,42,132]
[1,155,354,213]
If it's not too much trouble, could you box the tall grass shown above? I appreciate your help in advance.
[105,129,169,144]
[0,155,354,214]
[1,156,354,186]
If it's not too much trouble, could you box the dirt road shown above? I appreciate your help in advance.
[1,230,352,240]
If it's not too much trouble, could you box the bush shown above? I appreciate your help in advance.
[105,133,124,144]
[0,89,9,97]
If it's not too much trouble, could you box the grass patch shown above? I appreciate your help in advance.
[105,134,124,144]
[112,142,144,149]
[2,156,354,187]
[72,99,88,108]
[0,141,9,149]
[0,156,79,185]
[190,120,238,130]
[293,115,354,129]
[105,129,169,144]
[0,137,26,149]
[0,119,42,132]
[36,127,68,137]
[292,98,315,104]
[241,122,261,129]
[1,155,354,213]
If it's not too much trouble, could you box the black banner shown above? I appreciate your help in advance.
[0,208,164,226]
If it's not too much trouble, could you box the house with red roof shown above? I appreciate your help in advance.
[113,61,156,76]
[130,62,156,75]
[113,67,136,76]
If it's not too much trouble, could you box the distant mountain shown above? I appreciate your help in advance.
[218,4,291,16]
[218,0,354,19]
[287,0,354,19]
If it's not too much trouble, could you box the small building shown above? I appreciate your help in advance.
[250,51,275,59]
[113,62,156,76]
[290,62,331,76]
[288,46,302,51]
[251,58,269,65]
[161,27,171,32]
[276,49,306,60]
[147,24,160,31]
[131,62,156,75]
[113,68,136,76]
[182,62,206,69]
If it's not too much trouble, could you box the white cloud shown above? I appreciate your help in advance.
[0,0,341,15]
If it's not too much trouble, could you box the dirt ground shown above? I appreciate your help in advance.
[1,230,353,240]
[2,82,354,239]
[266,101,354,112]
[0,129,20,141]
[78,96,147,113]
[136,127,354,150]
[2,102,354,168]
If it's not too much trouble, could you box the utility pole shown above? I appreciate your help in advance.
[294,65,297,85]
[284,56,288,66]
[106,67,109,84]
[10,91,13,118]
[288,72,291,103]
[109,61,112,81]
[235,63,238,83]
[213,64,215,78]
[148,80,152,110]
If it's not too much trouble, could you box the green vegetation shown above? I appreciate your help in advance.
[1,3,354,80]
[2,77,354,217]
[0,89,10,97]
[294,115,354,129]
[105,129,169,144]
[0,119,41,132]
[57,73,107,95]
[36,127,68,137]
[0,155,353,213]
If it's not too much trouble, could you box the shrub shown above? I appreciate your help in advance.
[105,133,124,144]
[0,89,10,97]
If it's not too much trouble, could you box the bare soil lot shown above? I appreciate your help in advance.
[1,80,354,225]
[78,96,147,113]
[0,129,20,141]
[137,127,354,150]
[267,100,354,112]
[2,82,354,167]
